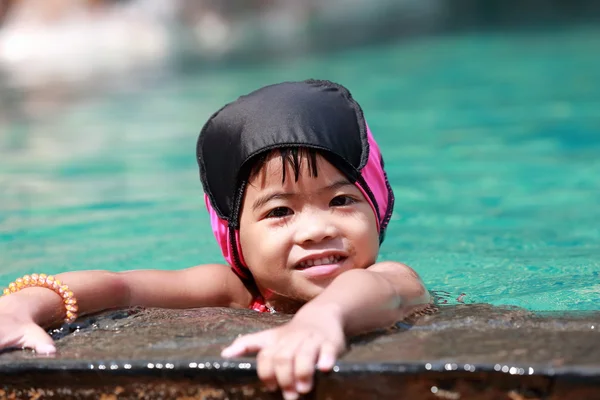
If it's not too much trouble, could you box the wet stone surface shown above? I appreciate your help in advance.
[1,304,600,399]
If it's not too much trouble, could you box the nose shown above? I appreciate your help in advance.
[293,208,339,245]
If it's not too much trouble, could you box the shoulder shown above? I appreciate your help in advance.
[177,264,255,308]
[366,261,420,278]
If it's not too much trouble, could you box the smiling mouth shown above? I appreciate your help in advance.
[295,255,346,270]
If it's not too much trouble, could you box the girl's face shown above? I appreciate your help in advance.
[239,153,380,310]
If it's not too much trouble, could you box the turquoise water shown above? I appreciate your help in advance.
[1,26,599,311]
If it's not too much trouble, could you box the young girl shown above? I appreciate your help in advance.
[0,79,430,400]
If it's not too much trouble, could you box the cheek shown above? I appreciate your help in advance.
[353,209,380,262]
[239,223,288,269]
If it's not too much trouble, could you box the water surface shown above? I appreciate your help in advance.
[1,26,599,311]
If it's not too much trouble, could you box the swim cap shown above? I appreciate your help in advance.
[197,79,394,279]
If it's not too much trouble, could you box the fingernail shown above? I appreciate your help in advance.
[36,344,56,355]
[317,355,335,370]
[283,390,299,400]
[220,348,234,358]
[296,381,312,393]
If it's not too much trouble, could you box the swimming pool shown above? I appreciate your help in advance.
[1,25,599,311]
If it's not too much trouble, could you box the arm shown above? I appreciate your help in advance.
[0,265,251,352]
[296,261,430,336]
[222,262,430,399]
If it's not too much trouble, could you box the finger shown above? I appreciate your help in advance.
[256,347,277,392]
[273,337,305,399]
[316,342,338,372]
[22,325,56,354]
[294,337,321,394]
[221,331,272,358]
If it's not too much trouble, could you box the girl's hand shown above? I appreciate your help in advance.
[0,313,56,354]
[221,313,345,400]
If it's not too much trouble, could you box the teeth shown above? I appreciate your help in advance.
[298,255,341,269]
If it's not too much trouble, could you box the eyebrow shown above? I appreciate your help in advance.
[251,179,354,212]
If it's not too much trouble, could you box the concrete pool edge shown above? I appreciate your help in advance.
[1,305,599,399]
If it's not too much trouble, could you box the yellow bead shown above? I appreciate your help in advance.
[15,278,24,288]
[46,276,55,285]
[66,304,78,313]
[59,285,69,294]
[31,274,39,282]
[3,288,10,296]
[63,290,73,299]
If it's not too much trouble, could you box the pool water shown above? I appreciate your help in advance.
[1,26,599,311]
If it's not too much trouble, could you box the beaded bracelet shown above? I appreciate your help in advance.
[2,274,79,323]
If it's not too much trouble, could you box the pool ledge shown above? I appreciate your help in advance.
[1,305,599,399]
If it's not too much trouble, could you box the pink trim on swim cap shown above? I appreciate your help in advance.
[358,123,392,231]
[204,194,250,278]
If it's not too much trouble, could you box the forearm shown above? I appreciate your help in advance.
[296,263,430,336]
[0,271,129,328]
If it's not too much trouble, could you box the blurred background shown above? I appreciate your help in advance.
[1,0,599,310]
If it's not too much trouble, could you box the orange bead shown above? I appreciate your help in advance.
[66,304,78,313]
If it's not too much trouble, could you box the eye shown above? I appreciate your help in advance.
[329,195,356,207]
[265,207,293,219]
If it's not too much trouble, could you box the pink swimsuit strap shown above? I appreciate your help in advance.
[249,296,269,313]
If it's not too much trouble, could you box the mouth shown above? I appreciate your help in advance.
[295,254,347,270]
